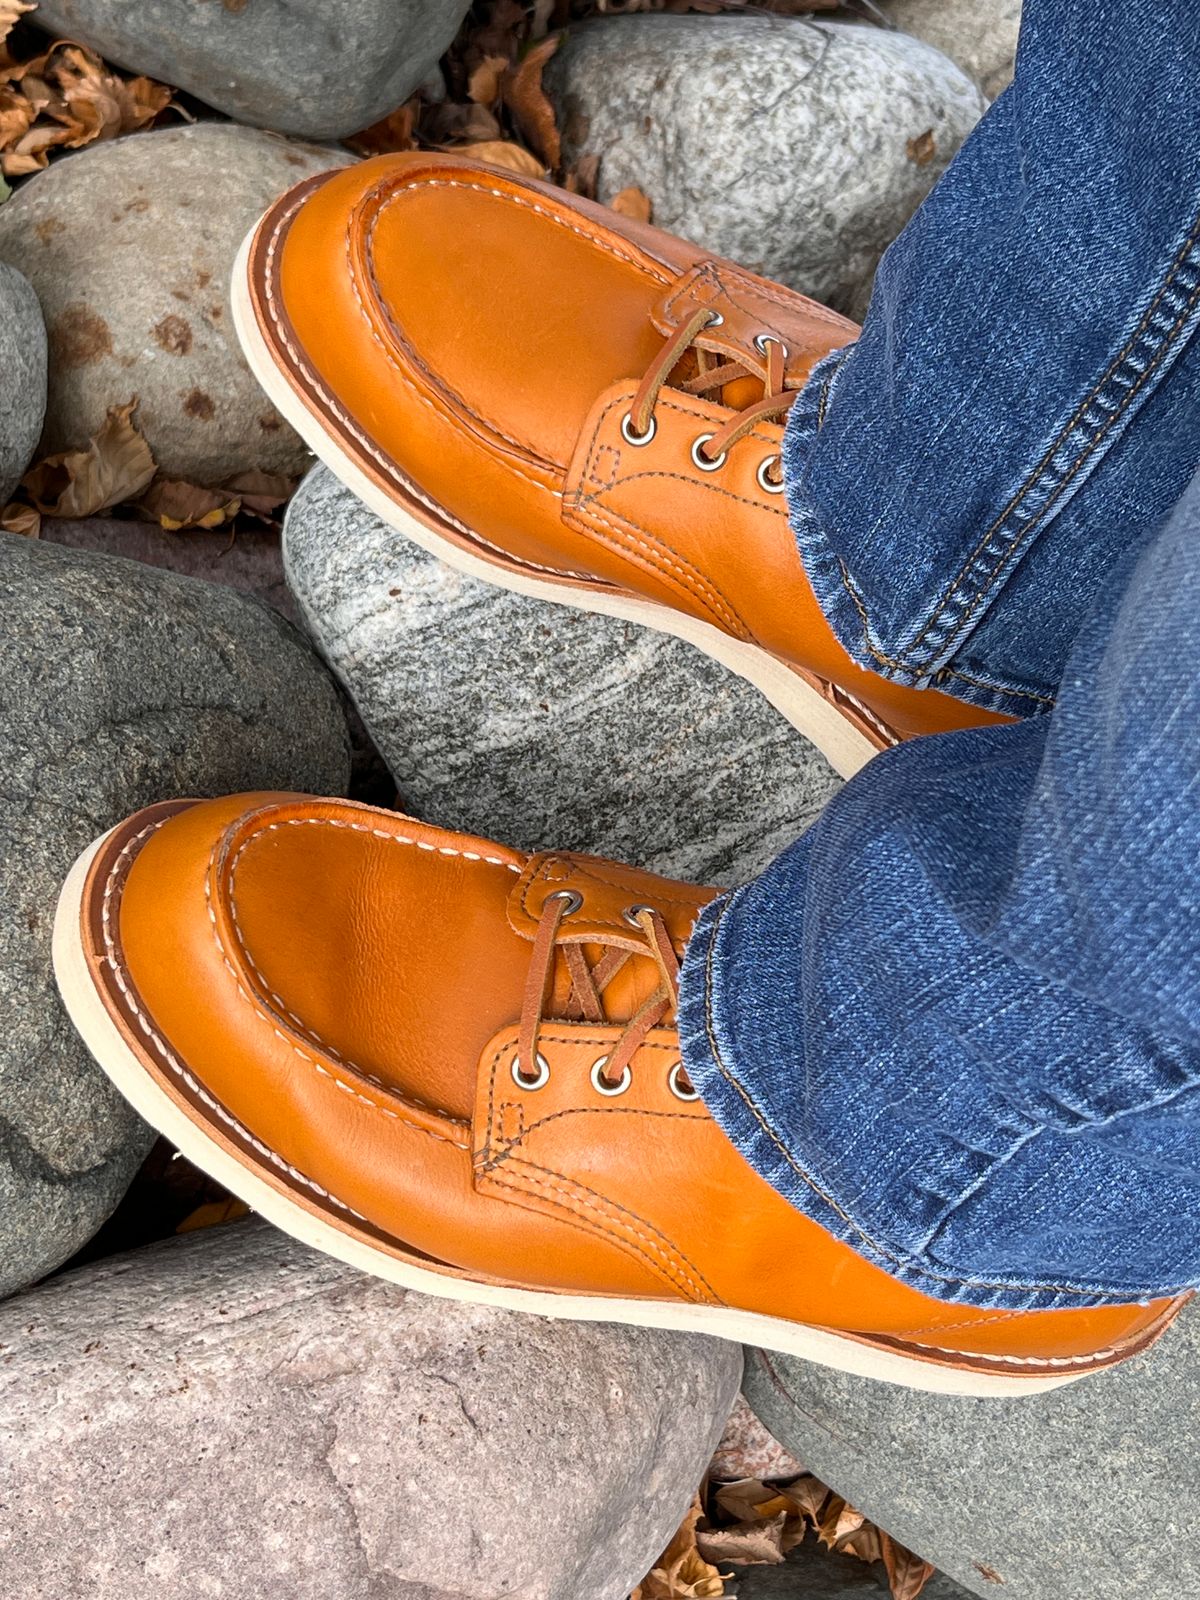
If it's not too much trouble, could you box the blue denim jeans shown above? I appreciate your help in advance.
[678,0,1200,1310]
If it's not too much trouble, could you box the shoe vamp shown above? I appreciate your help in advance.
[363,175,673,469]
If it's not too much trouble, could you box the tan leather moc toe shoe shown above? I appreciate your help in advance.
[55,794,1183,1397]
[232,155,1006,778]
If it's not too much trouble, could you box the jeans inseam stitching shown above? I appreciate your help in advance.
[835,557,1058,708]
[696,893,1119,1299]
[835,210,1200,675]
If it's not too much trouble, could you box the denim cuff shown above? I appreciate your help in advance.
[677,874,1176,1312]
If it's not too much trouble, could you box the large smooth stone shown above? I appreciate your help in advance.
[0,263,47,505]
[0,124,354,483]
[0,533,349,1299]
[283,466,841,887]
[547,16,985,315]
[31,0,471,139]
[875,0,1022,100]
[742,1303,1200,1600]
[0,1218,742,1599]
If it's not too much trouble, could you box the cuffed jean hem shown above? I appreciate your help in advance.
[782,348,1059,724]
[677,887,1172,1312]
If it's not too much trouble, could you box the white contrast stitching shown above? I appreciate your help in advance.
[99,820,371,1220]
[259,195,592,583]
[218,815,519,1124]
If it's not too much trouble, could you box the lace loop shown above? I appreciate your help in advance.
[516,896,683,1091]
[628,309,796,485]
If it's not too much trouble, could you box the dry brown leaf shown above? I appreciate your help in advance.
[468,52,509,105]
[907,127,937,166]
[223,468,295,519]
[696,1511,787,1568]
[610,184,653,223]
[564,151,599,197]
[0,499,39,536]
[348,96,419,157]
[0,36,171,173]
[23,401,156,517]
[502,32,562,168]
[880,1533,937,1600]
[464,138,545,176]
[136,477,241,531]
[0,0,34,48]
[635,1494,730,1599]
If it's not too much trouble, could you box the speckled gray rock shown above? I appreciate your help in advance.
[0,264,46,505]
[31,0,471,139]
[0,125,354,483]
[548,16,986,315]
[0,534,349,1299]
[874,0,1022,100]
[0,1218,742,1600]
[284,467,841,886]
[742,1303,1200,1600]
[728,1540,971,1598]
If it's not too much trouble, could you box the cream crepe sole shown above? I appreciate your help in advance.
[53,827,1087,1398]
[230,231,877,781]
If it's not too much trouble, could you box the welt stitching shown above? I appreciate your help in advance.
[259,195,592,583]
[500,1152,718,1302]
[100,819,370,1222]
[484,1166,695,1299]
[890,212,1200,667]
[698,893,1102,1298]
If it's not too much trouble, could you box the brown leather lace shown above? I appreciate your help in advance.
[516,892,688,1091]
[626,307,795,483]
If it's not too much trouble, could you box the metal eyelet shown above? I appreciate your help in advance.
[668,1062,701,1102]
[621,412,657,447]
[544,888,583,916]
[622,903,656,928]
[511,1052,551,1091]
[691,433,728,473]
[591,1056,633,1097]
[757,456,785,494]
[753,332,789,359]
[706,311,725,328]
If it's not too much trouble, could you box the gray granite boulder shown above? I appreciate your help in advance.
[31,0,471,139]
[742,1302,1200,1600]
[547,16,986,316]
[874,0,1022,101]
[284,467,841,887]
[0,124,354,484]
[0,1217,742,1600]
[0,264,47,506]
[0,533,350,1299]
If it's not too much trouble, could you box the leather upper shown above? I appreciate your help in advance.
[98,793,1180,1369]
[263,153,1004,744]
